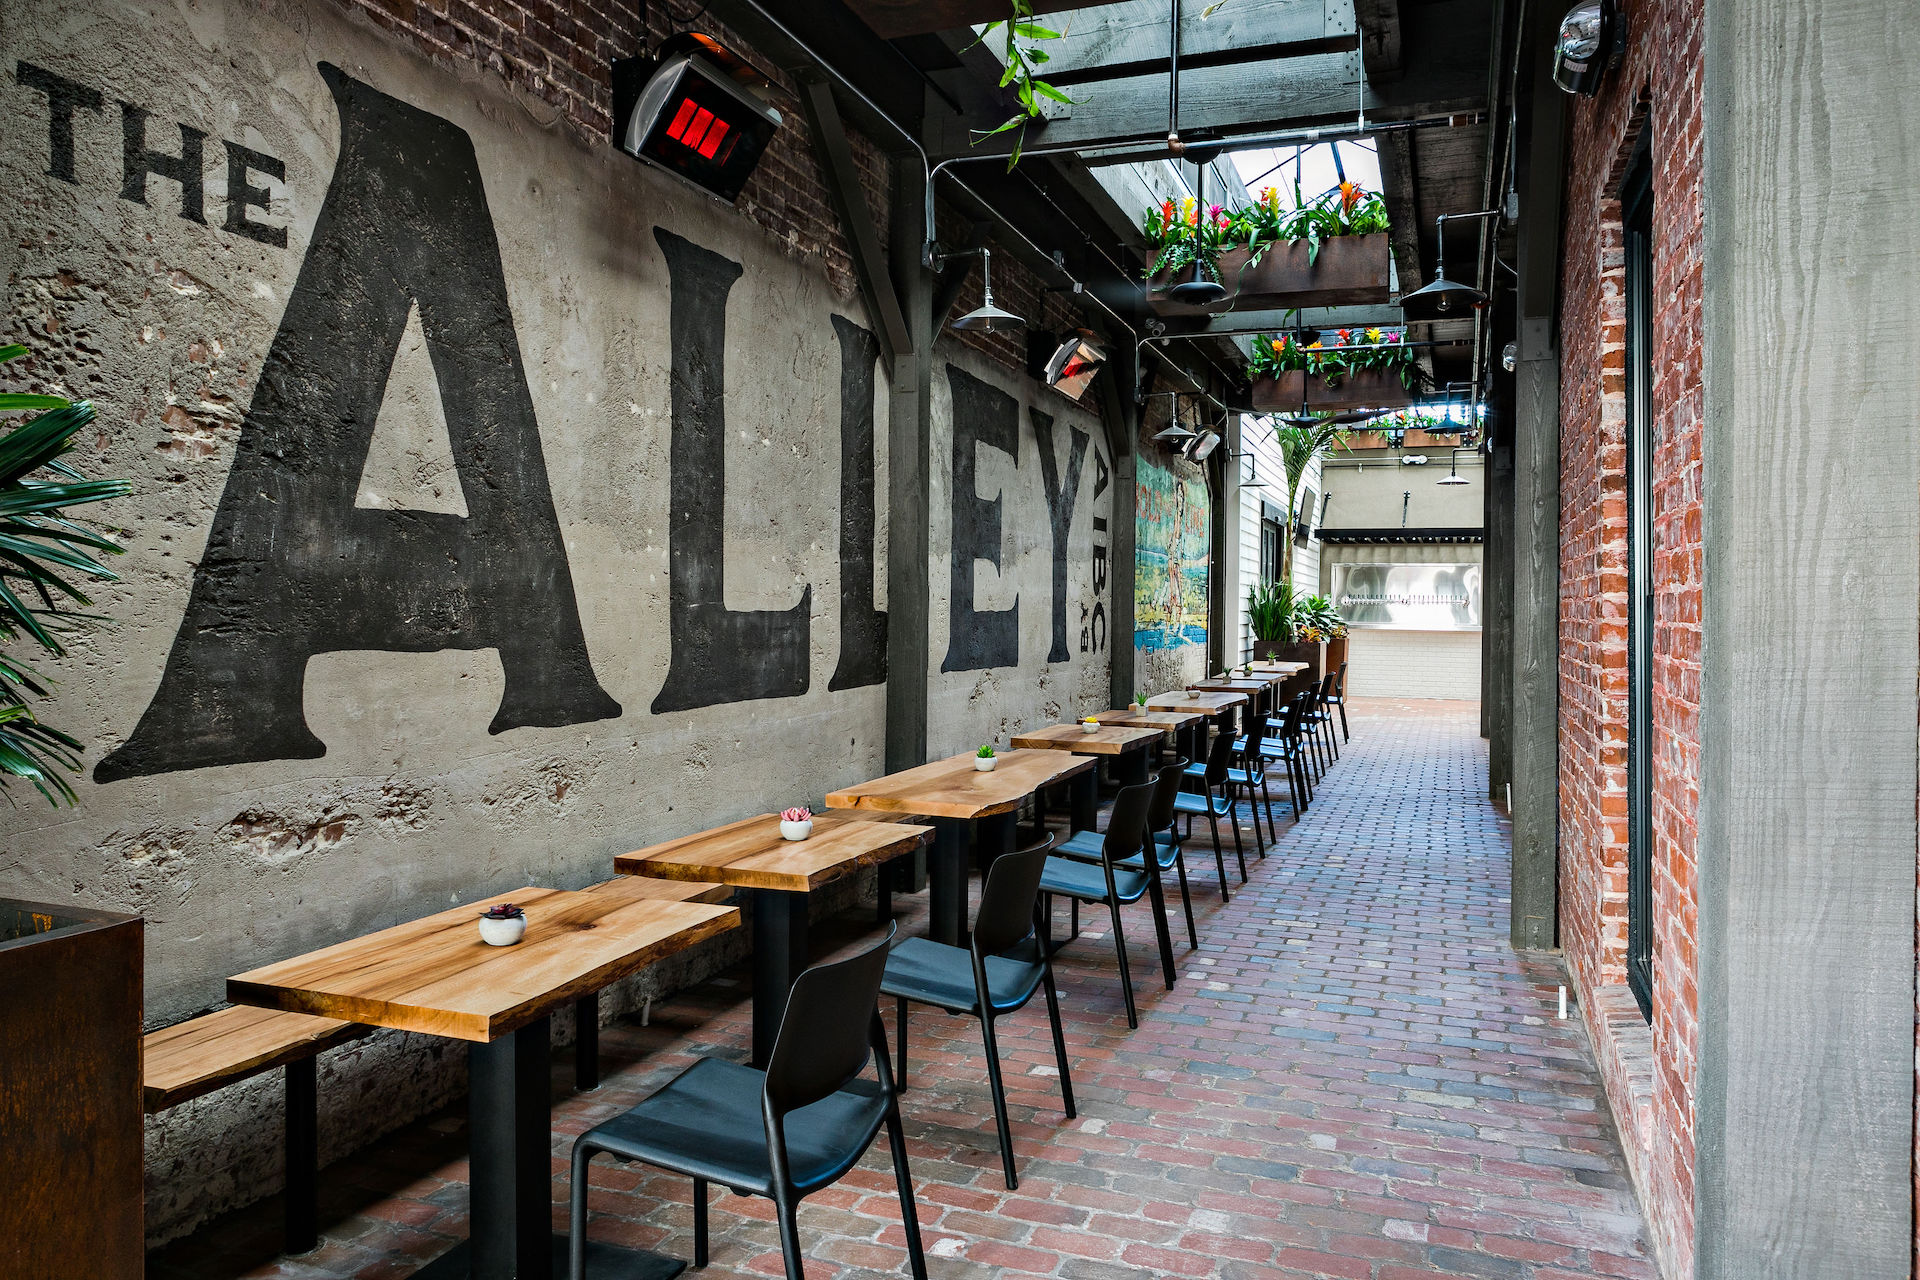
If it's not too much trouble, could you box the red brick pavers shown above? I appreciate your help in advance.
[150,699,1656,1279]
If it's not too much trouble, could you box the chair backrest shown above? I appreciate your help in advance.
[1102,780,1155,864]
[763,924,895,1115]
[1318,669,1338,700]
[1202,723,1234,784]
[973,834,1055,956]
[1242,707,1267,755]
[1145,759,1188,832]
[1335,661,1349,697]
[1277,692,1306,739]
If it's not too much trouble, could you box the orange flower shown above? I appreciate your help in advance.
[1338,181,1363,212]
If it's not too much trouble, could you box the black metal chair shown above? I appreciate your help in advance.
[882,835,1074,1190]
[1308,669,1340,766]
[1037,780,1164,1028]
[1329,661,1351,742]
[567,927,925,1280]
[1257,692,1313,817]
[1172,728,1249,894]
[1052,761,1199,952]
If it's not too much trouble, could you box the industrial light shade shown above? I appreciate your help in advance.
[1437,453,1470,485]
[1152,423,1197,442]
[1402,269,1487,316]
[950,246,1026,332]
[1553,0,1620,96]
[1166,274,1228,306]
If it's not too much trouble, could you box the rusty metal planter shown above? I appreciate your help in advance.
[1251,367,1418,412]
[0,900,144,1278]
[1222,232,1393,309]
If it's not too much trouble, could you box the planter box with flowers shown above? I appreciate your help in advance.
[1247,329,1421,412]
[1143,182,1393,316]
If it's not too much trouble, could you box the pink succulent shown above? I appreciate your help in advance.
[780,806,812,823]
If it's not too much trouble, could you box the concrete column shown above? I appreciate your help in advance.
[1693,1,1918,1272]
[884,157,932,773]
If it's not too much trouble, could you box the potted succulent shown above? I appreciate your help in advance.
[1247,328,1421,412]
[1131,691,1149,713]
[779,806,814,841]
[1080,715,1102,734]
[974,744,998,772]
[478,902,527,946]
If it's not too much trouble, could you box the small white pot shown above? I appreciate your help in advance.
[478,913,527,946]
[780,819,813,842]
[974,755,997,771]
[1130,702,1147,713]
[1081,721,1101,734]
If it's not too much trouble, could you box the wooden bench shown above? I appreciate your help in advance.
[143,1005,367,1254]
[571,876,730,1088]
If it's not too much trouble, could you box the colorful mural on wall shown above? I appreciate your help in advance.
[1134,456,1209,651]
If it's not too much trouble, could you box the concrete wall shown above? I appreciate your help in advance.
[1319,449,1485,531]
[0,0,1109,1241]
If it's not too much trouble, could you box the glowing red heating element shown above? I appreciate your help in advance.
[664,97,734,160]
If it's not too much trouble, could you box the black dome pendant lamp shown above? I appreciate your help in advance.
[1166,163,1228,307]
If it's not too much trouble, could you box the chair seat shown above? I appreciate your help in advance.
[580,1056,889,1197]
[880,936,1045,1016]
[1038,855,1149,905]
[1055,828,1181,872]
[1171,791,1229,819]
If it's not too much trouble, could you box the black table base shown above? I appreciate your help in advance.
[750,888,809,1068]
[457,1015,687,1280]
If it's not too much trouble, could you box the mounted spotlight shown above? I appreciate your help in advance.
[1043,331,1108,403]
[1553,1,1623,97]
[1186,430,1222,462]
[614,35,782,204]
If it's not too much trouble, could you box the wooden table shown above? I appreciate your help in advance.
[231,886,737,1280]
[1146,690,1248,761]
[1010,722,1166,786]
[617,812,931,1066]
[825,749,1098,947]
[1190,677,1274,695]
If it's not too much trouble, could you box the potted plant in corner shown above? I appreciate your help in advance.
[1298,594,1349,677]
[974,744,998,771]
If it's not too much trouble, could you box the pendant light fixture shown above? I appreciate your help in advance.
[944,246,1025,332]
[1165,162,1229,307]
[1437,449,1471,485]
[1402,211,1499,317]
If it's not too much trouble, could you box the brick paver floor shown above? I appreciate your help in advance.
[150,699,1657,1280]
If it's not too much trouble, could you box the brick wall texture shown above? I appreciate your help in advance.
[1555,1,1704,1277]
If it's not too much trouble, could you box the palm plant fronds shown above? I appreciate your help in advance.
[0,344,129,805]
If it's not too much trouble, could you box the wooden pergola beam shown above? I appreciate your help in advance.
[799,79,914,371]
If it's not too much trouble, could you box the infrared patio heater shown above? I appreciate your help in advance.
[613,34,782,203]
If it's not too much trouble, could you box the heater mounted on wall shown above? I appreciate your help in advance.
[613,35,782,204]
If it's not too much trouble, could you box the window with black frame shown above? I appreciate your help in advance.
[1622,131,1656,1021]
[1260,502,1284,582]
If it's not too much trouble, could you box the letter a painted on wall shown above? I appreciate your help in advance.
[96,65,619,782]
[650,228,811,714]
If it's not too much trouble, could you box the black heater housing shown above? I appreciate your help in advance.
[614,38,781,203]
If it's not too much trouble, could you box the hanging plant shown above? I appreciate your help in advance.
[967,1,1077,169]
[1238,181,1391,267]
[1144,196,1234,283]
[1248,328,1419,391]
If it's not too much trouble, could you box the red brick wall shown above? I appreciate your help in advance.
[1555,1,1703,1276]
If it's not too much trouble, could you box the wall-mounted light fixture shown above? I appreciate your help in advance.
[1437,450,1471,485]
[1043,331,1107,402]
[940,247,1025,332]
[1186,430,1222,462]
[1402,211,1501,317]
[614,35,782,203]
[1553,1,1623,97]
